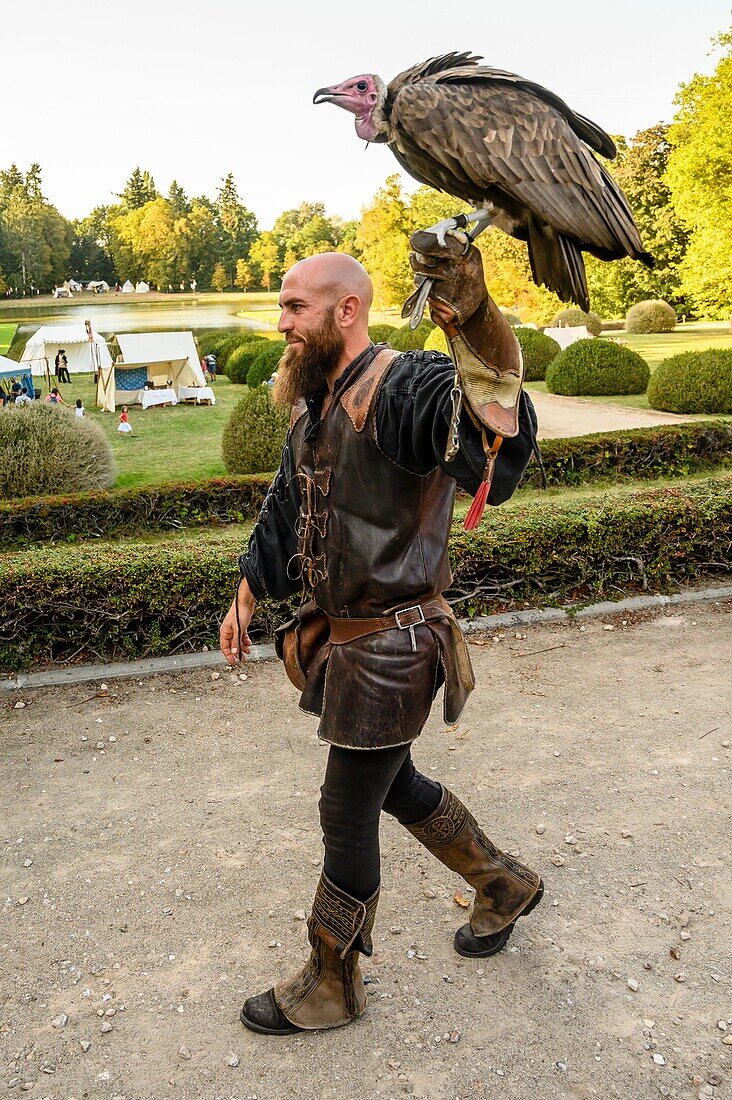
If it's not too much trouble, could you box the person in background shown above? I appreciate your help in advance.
[10,379,21,397]
[75,398,85,418]
[55,349,71,383]
[46,387,68,407]
[118,406,133,435]
[204,353,217,382]
[14,387,32,406]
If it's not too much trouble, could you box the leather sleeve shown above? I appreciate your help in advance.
[376,351,537,506]
[237,437,303,600]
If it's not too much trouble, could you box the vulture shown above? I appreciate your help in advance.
[314,52,652,312]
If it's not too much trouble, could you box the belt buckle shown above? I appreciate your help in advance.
[395,605,425,652]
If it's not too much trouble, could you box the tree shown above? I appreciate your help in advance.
[235,258,253,290]
[666,26,732,315]
[118,167,158,210]
[71,206,116,283]
[356,175,413,307]
[215,173,258,283]
[167,180,190,218]
[250,231,281,290]
[211,262,228,292]
[0,163,72,292]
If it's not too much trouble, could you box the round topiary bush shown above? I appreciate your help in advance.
[221,386,290,474]
[546,338,650,396]
[368,323,398,344]
[647,349,732,414]
[390,319,435,352]
[218,331,266,369]
[551,307,603,337]
[423,327,449,355]
[499,309,521,326]
[197,329,235,358]
[0,403,115,499]
[515,328,561,382]
[226,341,272,385]
[625,299,676,334]
[247,340,287,388]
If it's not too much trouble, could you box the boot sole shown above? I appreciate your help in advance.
[453,879,545,959]
[239,1005,302,1035]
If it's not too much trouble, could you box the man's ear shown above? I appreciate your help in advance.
[338,294,361,327]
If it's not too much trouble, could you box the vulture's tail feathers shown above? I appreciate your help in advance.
[527,218,590,312]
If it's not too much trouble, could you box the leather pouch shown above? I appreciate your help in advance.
[273,600,330,691]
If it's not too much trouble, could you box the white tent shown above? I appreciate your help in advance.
[96,331,205,412]
[135,281,150,293]
[20,324,112,378]
[543,325,593,350]
[121,280,134,293]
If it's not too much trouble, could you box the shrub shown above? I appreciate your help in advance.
[368,324,398,344]
[218,331,266,369]
[647,349,732,414]
[247,340,286,387]
[226,341,271,385]
[521,421,732,489]
[390,319,435,352]
[197,329,237,358]
[221,385,289,474]
[515,328,560,382]
[499,309,521,326]
[551,307,602,337]
[626,299,676,334]
[0,404,114,499]
[3,476,729,670]
[546,338,650,396]
[423,327,449,354]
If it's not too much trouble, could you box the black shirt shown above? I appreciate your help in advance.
[239,344,537,601]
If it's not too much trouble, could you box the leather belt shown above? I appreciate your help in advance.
[326,595,452,651]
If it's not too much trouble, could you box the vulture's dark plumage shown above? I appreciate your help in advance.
[314,53,652,310]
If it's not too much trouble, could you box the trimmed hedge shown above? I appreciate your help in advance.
[626,299,676,334]
[515,328,560,382]
[647,350,732,414]
[0,404,115,499]
[247,341,286,387]
[551,308,603,337]
[546,338,650,396]
[368,324,398,344]
[390,319,435,351]
[2,421,730,550]
[226,340,270,385]
[521,421,732,488]
[221,386,290,474]
[2,476,729,670]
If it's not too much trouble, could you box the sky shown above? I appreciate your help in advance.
[4,0,729,228]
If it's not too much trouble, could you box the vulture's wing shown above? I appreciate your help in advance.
[388,64,646,261]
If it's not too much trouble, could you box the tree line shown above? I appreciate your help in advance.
[0,26,728,318]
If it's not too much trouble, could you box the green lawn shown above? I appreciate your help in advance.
[0,323,17,354]
[62,374,245,489]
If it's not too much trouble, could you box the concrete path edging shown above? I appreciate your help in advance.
[3,584,731,693]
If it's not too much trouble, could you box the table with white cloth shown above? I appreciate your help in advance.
[141,388,178,409]
[178,385,216,405]
[542,325,592,350]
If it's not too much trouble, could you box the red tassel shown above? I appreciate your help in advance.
[463,479,490,530]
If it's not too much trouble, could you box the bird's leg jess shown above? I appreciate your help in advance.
[405,208,495,329]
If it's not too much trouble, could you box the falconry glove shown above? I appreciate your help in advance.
[406,228,526,529]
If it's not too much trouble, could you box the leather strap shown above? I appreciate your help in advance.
[339,346,400,433]
[327,595,452,645]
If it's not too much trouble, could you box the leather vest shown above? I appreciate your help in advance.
[288,348,456,618]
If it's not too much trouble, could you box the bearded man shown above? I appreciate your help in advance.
[220,234,544,1036]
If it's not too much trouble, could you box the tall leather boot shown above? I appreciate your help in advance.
[405,784,543,958]
[240,871,380,1034]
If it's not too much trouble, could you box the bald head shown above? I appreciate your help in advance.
[281,252,373,313]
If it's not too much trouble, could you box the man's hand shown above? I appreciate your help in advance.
[220,579,256,666]
[407,229,487,330]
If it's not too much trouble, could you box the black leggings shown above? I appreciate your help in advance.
[318,743,443,900]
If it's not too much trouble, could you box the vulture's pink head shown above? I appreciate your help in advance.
[313,74,388,142]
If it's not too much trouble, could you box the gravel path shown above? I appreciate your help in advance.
[530,391,696,439]
[1,601,730,1100]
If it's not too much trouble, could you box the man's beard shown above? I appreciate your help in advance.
[273,310,345,406]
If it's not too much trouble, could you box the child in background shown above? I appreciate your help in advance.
[75,398,85,418]
[117,406,133,435]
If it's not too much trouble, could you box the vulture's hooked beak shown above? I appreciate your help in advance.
[313,87,341,105]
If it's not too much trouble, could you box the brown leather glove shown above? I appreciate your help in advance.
[405,229,487,326]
